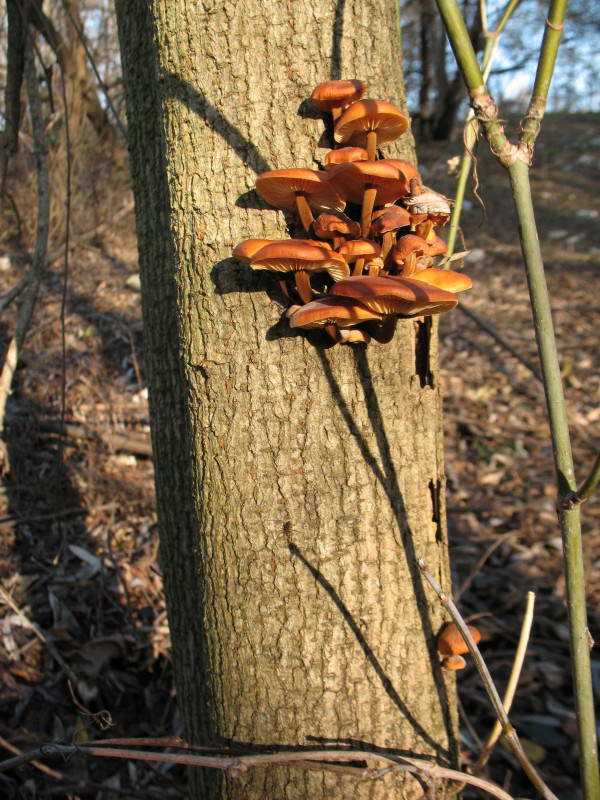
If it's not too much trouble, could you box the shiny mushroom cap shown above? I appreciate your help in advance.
[384,159,421,186]
[411,268,472,294]
[288,295,383,329]
[312,212,361,241]
[426,235,448,257]
[255,169,345,213]
[329,275,458,316]
[437,623,481,657]
[327,160,409,206]
[370,206,412,236]
[338,239,381,262]
[390,234,429,268]
[233,239,278,262]
[334,99,410,148]
[310,79,367,111]
[250,240,349,282]
[324,146,369,169]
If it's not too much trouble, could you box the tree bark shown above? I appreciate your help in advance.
[115,1,457,798]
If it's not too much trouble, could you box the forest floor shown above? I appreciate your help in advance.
[0,113,598,799]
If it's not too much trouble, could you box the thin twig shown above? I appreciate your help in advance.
[57,49,72,468]
[418,559,558,800]
[0,277,29,311]
[455,533,516,603]
[474,591,535,769]
[62,3,127,140]
[0,735,64,781]
[0,41,49,463]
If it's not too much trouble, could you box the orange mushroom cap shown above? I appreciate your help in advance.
[338,239,381,262]
[437,623,481,656]
[334,100,410,148]
[250,240,349,282]
[310,80,367,111]
[384,159,421,186]
[233,239,278,262]
[327,160,409,206]
[288,295,383,329]
[312,212,361,241]
[426,235,448,257]
[390,234,429,269]
[370,206,412,236]
[255,169,345,214]
[411,268,472,294]
[324,147,369,169]
[328,275,458,316]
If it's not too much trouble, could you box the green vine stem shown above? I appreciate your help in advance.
[446,0,521,257]
[434,0,600,796]
[519,0,569,161]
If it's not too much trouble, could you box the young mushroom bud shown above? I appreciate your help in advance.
[442,655,467,671]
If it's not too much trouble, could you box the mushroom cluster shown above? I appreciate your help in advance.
[437,622,482,671]
[233,79,472,345]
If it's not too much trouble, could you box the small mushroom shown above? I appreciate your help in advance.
[338,239,381,276]
[312,212,361,249]
[370,206,412,261]
[329,275,458,318]
[287,295,382,344]
[250,240,349,304]
[324,146,369,169]
[327,160,409,238]
[310,79,367,122]
[390,234,430,276]
[255,169,345,232]
[437,623,481,657]
[334,99,410,160]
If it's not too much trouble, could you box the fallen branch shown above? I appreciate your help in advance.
[0,740,516,800]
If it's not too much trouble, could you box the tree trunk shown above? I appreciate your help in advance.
[115,2,457,798]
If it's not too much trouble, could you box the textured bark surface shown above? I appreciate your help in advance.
[116,1,457,797]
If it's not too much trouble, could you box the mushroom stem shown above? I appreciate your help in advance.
[294,270,313,304]
[416,220,434,240]
[353,257,365,276]
[331,108,343,123]
[295,193,314,232]
[367,315,397,344]
[381,231,395,262]
[368,262,380,276]
[361,185,378,238]
[401,251,418,277]
[366,130,378,161]
[324,323,339,342]
[333,236,344,250]
[278,279,291,301]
